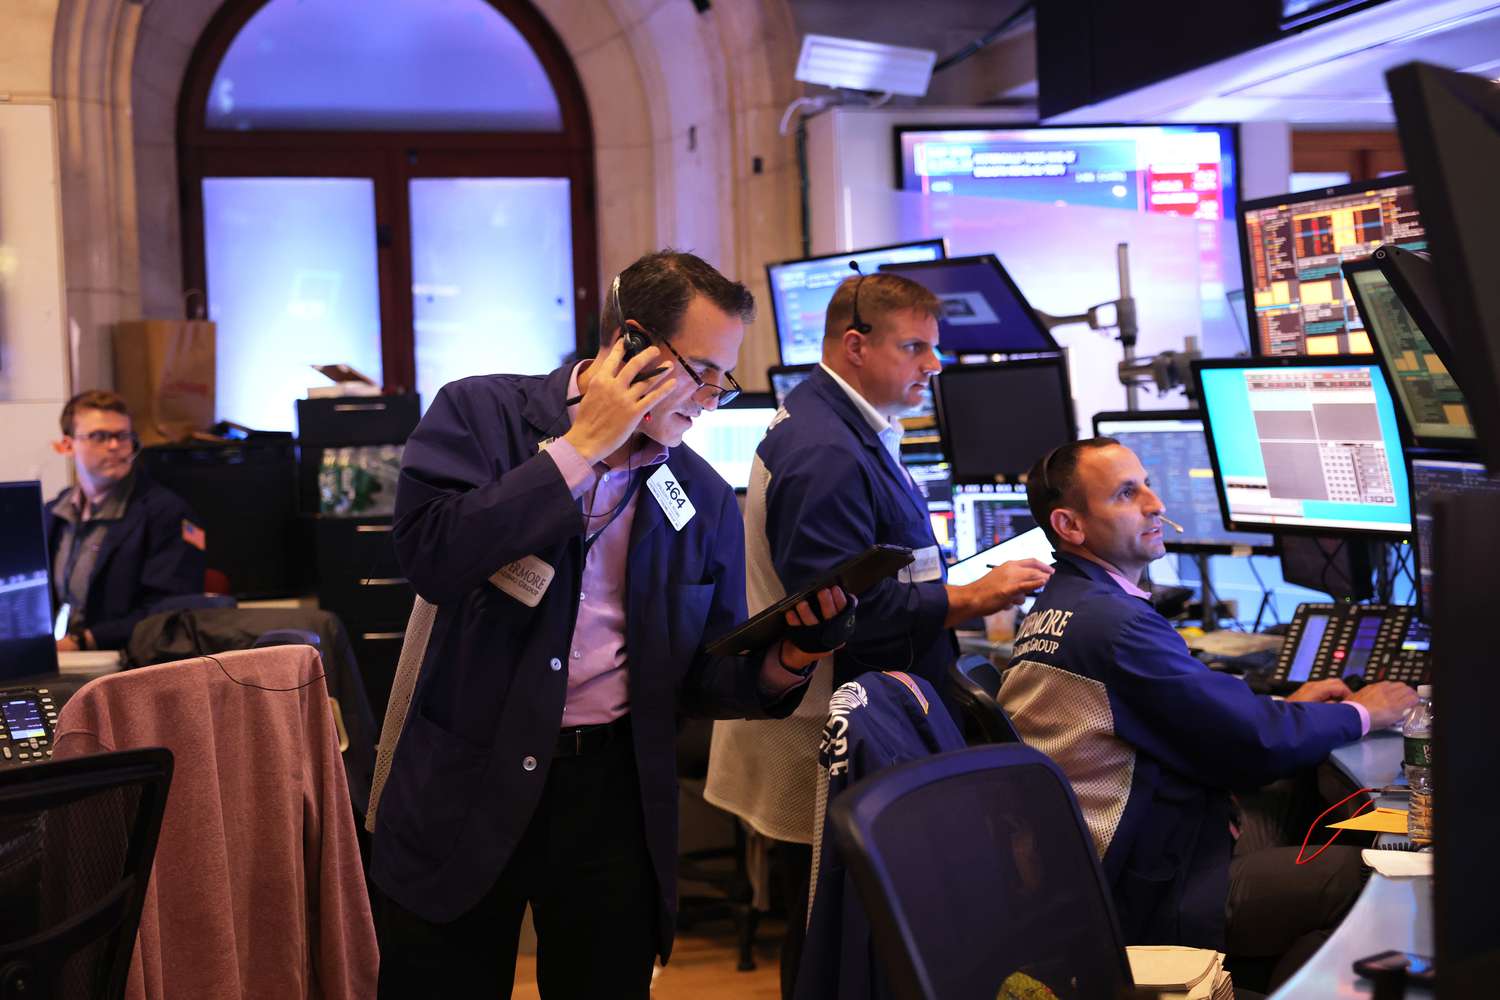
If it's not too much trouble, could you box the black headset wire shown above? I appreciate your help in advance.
[205,651,327,692]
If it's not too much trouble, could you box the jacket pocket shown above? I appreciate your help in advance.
[385,711,490,863]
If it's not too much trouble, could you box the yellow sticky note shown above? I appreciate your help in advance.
[1328,808,1408,834]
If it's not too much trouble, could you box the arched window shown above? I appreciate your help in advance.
[179,0,596,431]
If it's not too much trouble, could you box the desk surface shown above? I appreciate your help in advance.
[1271,727,1433,998]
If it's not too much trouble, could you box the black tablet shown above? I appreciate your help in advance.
[704,544,914,657]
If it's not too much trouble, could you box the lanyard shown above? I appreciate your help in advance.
[582,468,645,557]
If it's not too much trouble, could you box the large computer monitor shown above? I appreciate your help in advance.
[895,123,1240,335]
[950,483,1034,562]
[1390,62,1500,475]
[1239,176,1426,356]
[877,255,1060,355]
[1410,457,1500,620]
[678,393,777,492]
[0,481,60,683]
[933,357,1075,484]
[768,364,815,408]
[766,240,946,366]
[1092,411,1275,553]
[1343,257,1474,450]
[1194,356,1412,538]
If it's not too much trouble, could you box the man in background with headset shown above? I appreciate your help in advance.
[372,250,850,998]
[44,389,206,651]
[705,270,1051,997]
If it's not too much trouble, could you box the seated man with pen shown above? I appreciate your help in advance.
[999,437,1417,992]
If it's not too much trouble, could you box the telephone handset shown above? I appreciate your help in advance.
[1269,602,1431,690]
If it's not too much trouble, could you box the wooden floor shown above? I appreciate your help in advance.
[512,917,787,999]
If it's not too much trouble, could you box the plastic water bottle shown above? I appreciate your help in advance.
[1403,684,1433,847]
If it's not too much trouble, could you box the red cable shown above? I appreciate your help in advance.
[1295,786,1379,865]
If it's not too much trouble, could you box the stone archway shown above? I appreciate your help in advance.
[52,0,803,392]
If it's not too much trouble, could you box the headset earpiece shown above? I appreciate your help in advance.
[620,320,650,361]
[848,261,873,335]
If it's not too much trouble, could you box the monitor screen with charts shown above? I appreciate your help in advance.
[904,459,957,562]
[933,358,1075,484]
[877,255,1060,355]
[1239,177,1425,356]
[767,240,946,366]
[1195,358,1412,537]
[1343,259,1474,449]
[0,481,59,683]
[950,483,1034,562]
[1093,411,1274,551]
[1410,458,1500,620]
[678,394,777,492]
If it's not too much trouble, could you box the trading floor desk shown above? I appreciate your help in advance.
[1272,729,1434,998]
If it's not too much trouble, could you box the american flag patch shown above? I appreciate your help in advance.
[181,519,207,551]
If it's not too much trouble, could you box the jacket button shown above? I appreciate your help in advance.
[522,756,538,772]
[549,657,562,671]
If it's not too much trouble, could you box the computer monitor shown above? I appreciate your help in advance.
[877,255,1060,356]
[1239,176,1426,356]
[1410,457,1500,621]
[1091,411,1275,552]
[766,240,946,366]
[678,393,777,492]
[0,481,60,683]
[901,459,957,561]
[895,123,1240,333]
[768,364,815,408]
[933,358,1075,484]
[1389,62,1500,475]
[950,483,1034,562]
[1343,257,1474,450]
[1194,356,1412,537]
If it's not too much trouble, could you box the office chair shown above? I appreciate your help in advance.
[829,743,1134,1000]
[949,653,1022,745]
[0,748,173,1000]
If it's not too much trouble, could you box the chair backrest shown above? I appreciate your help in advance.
[949,654,1021,745]
[829,743,1132,1000]
[0,748,173,1000]
[148,594,237,614]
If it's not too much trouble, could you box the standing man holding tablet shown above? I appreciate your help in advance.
[371,250,848,999]
[705,271,1050,996]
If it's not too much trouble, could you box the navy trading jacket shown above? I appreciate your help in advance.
[44,468,205,650]
[998,553,1362,948]
[370,364,805,959]
[795,670,966,1000]
[752,366,954,691]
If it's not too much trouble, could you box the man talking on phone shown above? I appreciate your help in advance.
[371,250,848,999]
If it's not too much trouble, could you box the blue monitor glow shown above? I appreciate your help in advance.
[0,481,60,683]
[766,240,946,366]
[1194,357,1412,538]
[678,393,777,492]
[1092,411,1275,552]
[877,255,1060,355]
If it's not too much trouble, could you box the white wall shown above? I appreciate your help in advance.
[0,99,72,496]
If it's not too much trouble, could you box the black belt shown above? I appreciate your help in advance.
[554,715,630,758]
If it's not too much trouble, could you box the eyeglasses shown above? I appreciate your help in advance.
[644,324,741,407]
[72,430,138,447]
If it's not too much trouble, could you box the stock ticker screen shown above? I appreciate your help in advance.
[1241,180,1426,356]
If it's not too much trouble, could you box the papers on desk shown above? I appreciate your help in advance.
[1126,946,1233,1000]
[1328,807,1408,834]
[1362,849,1434,877]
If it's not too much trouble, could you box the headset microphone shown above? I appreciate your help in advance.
[847,261,873,335]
